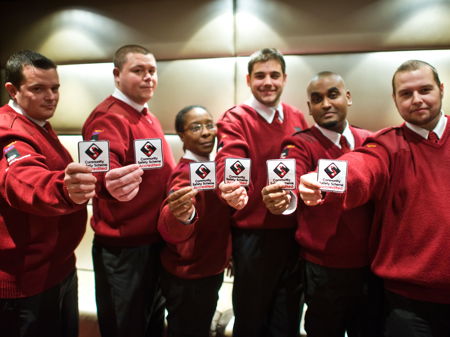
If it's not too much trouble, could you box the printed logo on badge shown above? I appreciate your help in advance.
[85,143,103,160]
[267,159,296,190]
[324,163,341,179]
[317,159,347,193]
[195,164,210,179]
[78,140,110,172]
[190,161,216,190]
[134,138,163,169]
[140,141,156,157]
[274,162,289,178]
[230,160,245,175]
[225,158,251,186]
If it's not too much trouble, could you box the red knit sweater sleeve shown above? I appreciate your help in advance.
[334,133,391,209]
[0,130,82,217]
[158,159,198,244]
[215,108,253,199]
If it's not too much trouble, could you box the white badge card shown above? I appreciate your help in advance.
[134,138,163,169]
[266,159,296,190]
[317,159,348,193]
[189,161,216,190]
[78,140,110,172]
[224,158,251,186]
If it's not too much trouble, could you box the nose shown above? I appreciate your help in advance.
[262,74,272,86]
[321,97,332,109]
[45,89,58,101]
[143,71,154,81]
[412,91,423,105]
[200,124,212,137]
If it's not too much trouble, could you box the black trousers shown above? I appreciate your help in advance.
[92,240,165,337]
[231,227,304,337]
[0,270,78,337]
[385,290,450,337]
[304,261,384,337]
[161,269,223,337]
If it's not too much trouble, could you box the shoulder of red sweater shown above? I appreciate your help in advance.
[219,104,255,121]
[371,126,399,139]
[0,108,41,141]
[92,96,138,120]
[349,125,372,137]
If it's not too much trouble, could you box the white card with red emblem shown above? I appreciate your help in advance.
[266,159,296,190]
[134,138,163,169]
[317,159,348,193]
[224,158,251,186]
[78,140,110,172]
[189,161,216,190]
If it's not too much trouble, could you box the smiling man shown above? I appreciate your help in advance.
[215,48,308,337]
[0,50,96,337]
[299,61,450,336]
[82,45,175,337]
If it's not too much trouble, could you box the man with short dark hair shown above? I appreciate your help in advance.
[216,48,308,337]
[82,44,175,337]
[299,60,450,336]
[0,50,96,337]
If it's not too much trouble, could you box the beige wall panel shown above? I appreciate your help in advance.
[150,58,236,133]
[235,0,450,56]
[236,50,450,132]
[0,0,234,65]
[52,63,115,133]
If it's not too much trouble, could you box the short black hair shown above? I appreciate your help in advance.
[113,44,152,70]
[175,105,208,133]
[6,50,56,88]
[248,48,286,75]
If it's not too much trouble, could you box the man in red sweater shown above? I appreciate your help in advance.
[0,50,96,337]
[82,45,175,337]
[215,48,308,337]
[262,72,382,337]
[300,60,450,336]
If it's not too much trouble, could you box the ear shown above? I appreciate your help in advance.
[5,82,18,100]
[177,132,185,142]
[307,101,312,115]
[346,90,352,106]
[440,82,444,97]
[246,74,251,87]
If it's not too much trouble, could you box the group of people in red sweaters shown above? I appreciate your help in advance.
[0,44,448,337]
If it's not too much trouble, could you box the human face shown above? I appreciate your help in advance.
[5,65,59,122]
[307,75,351,133]
[246,59,286,107]
[114,52,158,105]
[179,107,216,158]
[393,66,444,131]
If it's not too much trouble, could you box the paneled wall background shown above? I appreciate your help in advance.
[1,0,450,139]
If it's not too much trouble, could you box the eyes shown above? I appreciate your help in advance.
[29,85,59,94]
[131,66,157,77]
[253,72,282,80]
[186,122,216,134]
[310,89,340,104]
[398,86,434,98]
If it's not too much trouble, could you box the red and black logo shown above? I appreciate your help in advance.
[85,144,103,160]
[141,141,156,157]
[274,162,289,178]
[195,164,210,179]
[324,163,340,178]
[230,160,245,175]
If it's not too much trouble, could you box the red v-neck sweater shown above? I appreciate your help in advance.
[215,103,308,229]
[332,117,450,303]
[0,104,87,298]
[282,125,373,268]
[158,158,231,279]
[82,96,175,246]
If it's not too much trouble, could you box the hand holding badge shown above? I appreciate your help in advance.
[317,159,348,193]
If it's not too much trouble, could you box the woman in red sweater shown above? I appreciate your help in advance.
[158,105,231,337]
